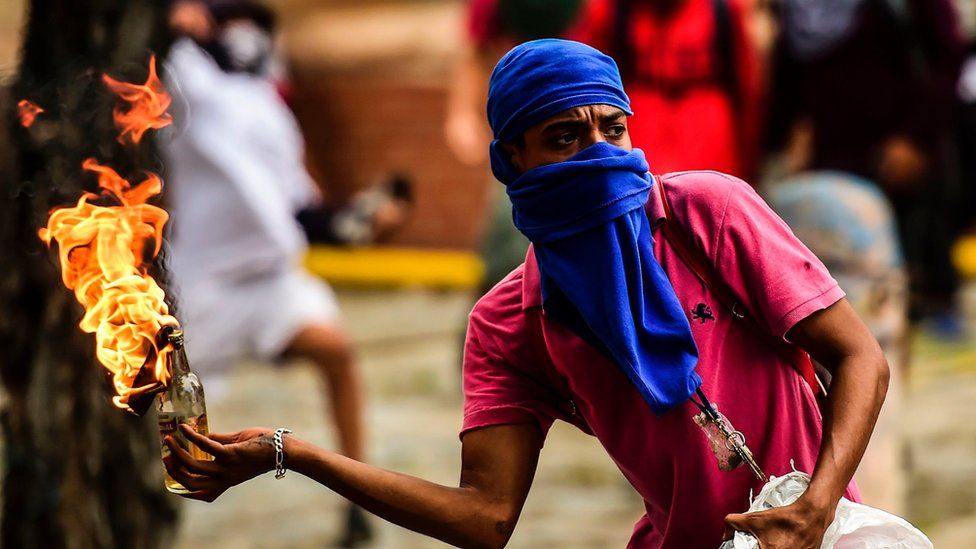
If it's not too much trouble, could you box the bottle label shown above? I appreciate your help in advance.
[158,417,178,436]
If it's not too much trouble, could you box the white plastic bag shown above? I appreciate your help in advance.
[719,471,932,549]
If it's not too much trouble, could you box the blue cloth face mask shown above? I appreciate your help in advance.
[487,40,700,415]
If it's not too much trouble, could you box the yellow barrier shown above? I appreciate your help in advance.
[305,246,485,289]
[953,235,976,280]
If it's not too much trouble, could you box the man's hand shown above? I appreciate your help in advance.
[724,495,834,549]
[444,109,491,166]
[164,424,276,502]
[168,0,215,41]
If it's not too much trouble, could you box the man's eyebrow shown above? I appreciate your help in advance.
[540,119,587,133]
[598,110,627,123]
[540,109,627,133]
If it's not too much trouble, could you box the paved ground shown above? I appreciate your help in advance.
[170,286,976,548]
[172,289,641,549]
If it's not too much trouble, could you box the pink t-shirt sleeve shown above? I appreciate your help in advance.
[461,276,561,439]
[711,175,844,337]
[666,171,844,339]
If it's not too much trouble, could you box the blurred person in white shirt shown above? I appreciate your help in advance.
[163,1,372,544]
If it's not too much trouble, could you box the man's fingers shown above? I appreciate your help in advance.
[724,512,758,536]
[166,461,226,494]
[164,436,189,461]
[167,437,220,475]
[179,423,226,457]
[164,457,213,492]
[164,435,202,468]
[722,523,736,541]
[206,431,239,444]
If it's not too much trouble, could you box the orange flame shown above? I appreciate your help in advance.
[17,99,43,127]
[39,55,179,412]
[39,160,176,411]
[102,55,173,145]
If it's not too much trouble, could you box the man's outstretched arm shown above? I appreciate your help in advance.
[725,298,889,547]
[166,423,543,549]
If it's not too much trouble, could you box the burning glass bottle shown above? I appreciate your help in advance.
[156,327,213,493]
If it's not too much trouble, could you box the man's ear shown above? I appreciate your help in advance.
[500,141,525,172]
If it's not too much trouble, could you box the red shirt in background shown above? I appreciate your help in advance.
[466,0,502,47]
[576,0,762,178]
[462,171,858,548]
[466,0,591,51]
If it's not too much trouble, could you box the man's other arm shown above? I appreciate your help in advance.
[726,298,889,547]
[789,298,889,508]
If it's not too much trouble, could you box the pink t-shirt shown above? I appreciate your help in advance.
[462,171,859,548]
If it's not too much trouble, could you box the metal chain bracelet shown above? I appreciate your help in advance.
[273,428,293,479]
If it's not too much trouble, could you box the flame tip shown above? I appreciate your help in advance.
[104,53,172,146]
[17,99,44,127]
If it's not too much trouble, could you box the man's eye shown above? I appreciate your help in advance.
[555,133,577,146]
[606,125,625,138]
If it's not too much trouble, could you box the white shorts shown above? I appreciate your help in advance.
[175,269,341,372]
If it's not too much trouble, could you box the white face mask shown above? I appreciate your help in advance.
[218,22,273,74]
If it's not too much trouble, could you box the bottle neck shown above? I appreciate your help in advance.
[165,328,192,379]
[168,344,191,379]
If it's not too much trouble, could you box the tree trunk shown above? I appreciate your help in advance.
[0,1,179,547]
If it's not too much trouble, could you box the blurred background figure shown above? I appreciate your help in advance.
[162,1,373,544]
[764,0,965,332]
[577,0,763,179]
[445,0,589,290]
[766,171,909,513]
[761,0,966,514]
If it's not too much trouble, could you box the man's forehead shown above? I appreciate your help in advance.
[535,105,628,129]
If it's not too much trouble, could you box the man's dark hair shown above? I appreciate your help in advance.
[208,0,276,32]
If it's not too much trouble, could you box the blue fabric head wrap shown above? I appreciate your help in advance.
[487,39,700,415]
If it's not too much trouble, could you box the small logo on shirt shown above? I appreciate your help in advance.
[691,303,715,324]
